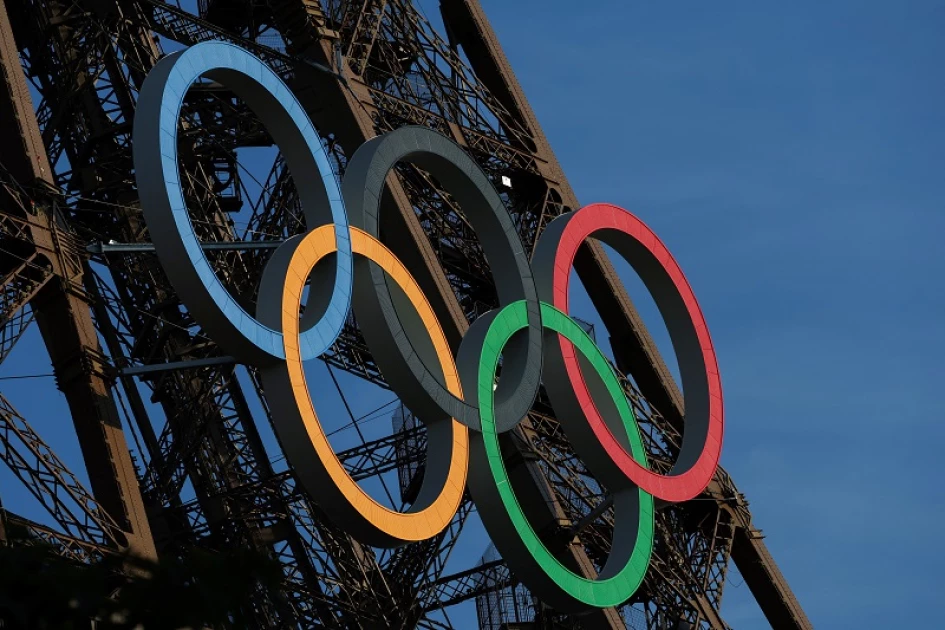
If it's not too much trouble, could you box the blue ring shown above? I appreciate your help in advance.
[134,42,351,362]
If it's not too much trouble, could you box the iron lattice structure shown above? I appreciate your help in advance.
[0,0,814,628]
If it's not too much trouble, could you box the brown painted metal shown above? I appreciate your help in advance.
[0,2,362,625]
[0,0,813,627]
[438,2,812,628]
[0,0,155,561]
[259,3,625,625]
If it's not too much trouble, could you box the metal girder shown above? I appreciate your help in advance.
[0,0,812,627]
[0,302,36,364]
[1,510,113,565]
[253,2,625,625]
[148,3,736,628]
[6,0,391,624]
[431,1,811,627]
[0,252,52,364]
[424,559,508,611]
[140,0,334,78]
[0,0,156,562]
[342,0,389,77]
[0,394,128,549]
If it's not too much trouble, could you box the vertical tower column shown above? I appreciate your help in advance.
[0,0,156,561]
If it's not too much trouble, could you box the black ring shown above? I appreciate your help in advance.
[342,126,542,432]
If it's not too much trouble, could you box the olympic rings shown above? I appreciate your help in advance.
[258,226,468,547]
[133,42,351,365]
[465,301,653,611]
[532,204,724,502]
[343,126,542,433]
[134,42,725,612]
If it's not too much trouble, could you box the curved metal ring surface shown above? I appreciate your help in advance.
[342,126,542,433]
[134,42,726,611]
[259,225,469,548]
[465,301,653,611]
[533,204,724,502]
[133,41,351,365]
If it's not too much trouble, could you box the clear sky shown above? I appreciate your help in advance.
[1,1,942,629]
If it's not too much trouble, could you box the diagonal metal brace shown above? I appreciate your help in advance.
[0,393,128,549]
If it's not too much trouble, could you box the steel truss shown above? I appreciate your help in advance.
[0,0,812,628]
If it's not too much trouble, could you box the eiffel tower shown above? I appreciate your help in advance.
[0,0,812,627]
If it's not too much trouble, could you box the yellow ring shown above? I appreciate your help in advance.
[280,225,468,544]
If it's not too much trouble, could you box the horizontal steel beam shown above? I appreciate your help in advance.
[88,240,284,254]
[121,355,237,376]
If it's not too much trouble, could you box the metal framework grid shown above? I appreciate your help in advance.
[0,0,813,628]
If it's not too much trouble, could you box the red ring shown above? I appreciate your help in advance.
[550,203,723,502]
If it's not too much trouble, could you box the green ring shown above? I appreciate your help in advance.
[475,301,654,608]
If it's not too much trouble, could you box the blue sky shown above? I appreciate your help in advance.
[470,1,944,627]
[1,1,943,628]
